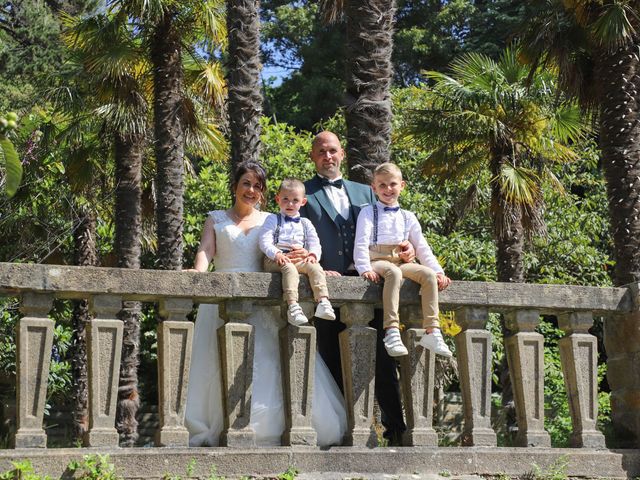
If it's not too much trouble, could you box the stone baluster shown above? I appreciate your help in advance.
[455,307,497,446]
[84,295,124,447]
[155,298,194,447]
[558,311,606,448]
[399,305,437,446]
[218,299,256,447]
[504,309,550,447]
[605,282,640,447]
[339,303,377,447]
[280,301,317,446]
[14,293,54,448]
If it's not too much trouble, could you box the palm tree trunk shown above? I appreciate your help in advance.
[597,39,640,447]
[344,0,395,184]
[151,12,185,271]
[226,0,263,170]
[71,204,98,442]
[598,41,640,287]
[490,153,525,284]
[490,148,524,444]
[114,132,144,446]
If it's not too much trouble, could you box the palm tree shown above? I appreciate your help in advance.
[404,46,585,282]
[521,0,640,287]
[321,0,396,184]
[226,0,263,170]
[37,117,108,442]
[403,47,586,441]
[71,202,99,442]
[520,0,640,448]
[61,7,226,444]
[60,12,149,445]
[112,0,226,270]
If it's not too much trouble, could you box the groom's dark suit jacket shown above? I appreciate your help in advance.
[300,174,406,440]
[301,175,375,274]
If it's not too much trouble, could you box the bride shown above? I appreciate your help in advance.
[185,161,347,447]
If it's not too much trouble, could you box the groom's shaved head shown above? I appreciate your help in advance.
[312,131,341,149]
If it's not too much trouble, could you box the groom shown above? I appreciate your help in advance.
[296,131,409,445]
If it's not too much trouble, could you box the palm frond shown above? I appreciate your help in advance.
[183,53,226,110]
[497,163,543,207]
[494,163,546,238]
[181,96,228,161]
[591,2,637,51]
[197,0,227,48]
[422,142,486,181]
[550,101,587,142]
[112,0,169,23]
[319,0,345,24]
[498,44,528,85]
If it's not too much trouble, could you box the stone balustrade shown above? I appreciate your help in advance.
[0,262,637,450]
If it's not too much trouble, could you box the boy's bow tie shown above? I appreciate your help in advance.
[284,215,300,223]
[383,206,400,212]
[320,177,343,188]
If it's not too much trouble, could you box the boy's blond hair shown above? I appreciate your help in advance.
[278,178,306,194]
[374,162,403,180]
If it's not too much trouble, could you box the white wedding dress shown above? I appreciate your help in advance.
[185,210,347,447]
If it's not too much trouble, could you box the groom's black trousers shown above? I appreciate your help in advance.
[314,308,407,441]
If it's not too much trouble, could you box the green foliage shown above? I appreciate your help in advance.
[0,112,23,197]
[0,0,99,111]
[67,454,121,480]
[261,1,346,130]
[0,460,51,480]
[277,467,299,480]
[532,456,569,480]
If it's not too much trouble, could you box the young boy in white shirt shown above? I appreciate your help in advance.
[354,163,452,357]
[259,178,336,326]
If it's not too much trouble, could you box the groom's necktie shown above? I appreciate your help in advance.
[320,177,343,189]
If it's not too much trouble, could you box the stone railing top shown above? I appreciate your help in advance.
[0,262,632,314]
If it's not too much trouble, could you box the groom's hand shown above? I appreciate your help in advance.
[398,240,416,263]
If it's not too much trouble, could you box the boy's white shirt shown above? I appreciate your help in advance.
[354,201,444,275]
[258,212,322,261]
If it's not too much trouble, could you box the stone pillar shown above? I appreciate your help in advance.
[605,283,640,447]
[14,293,54,448]
[218,299,256,447]
[84,295,124,447]
[399,305,438,446]
[339,303,377,447]
[155,298,194,447]
[280,315,317,446]
[455,307,496,446]
[558,311,605,448]
[504,309,550,447]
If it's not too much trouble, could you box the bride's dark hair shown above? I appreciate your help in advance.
[230,161,268,208]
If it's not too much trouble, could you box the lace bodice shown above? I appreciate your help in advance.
[209,210,268,272]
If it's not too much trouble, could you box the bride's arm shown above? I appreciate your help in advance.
[190,216,216,272]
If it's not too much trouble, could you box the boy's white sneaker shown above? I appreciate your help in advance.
[314,298,336,320]
[419,328,452,357]
[287,303,309,326]
[383,327,408,357]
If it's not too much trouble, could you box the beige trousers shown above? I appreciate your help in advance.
[369,245,440,330]
[264,256,329,303]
